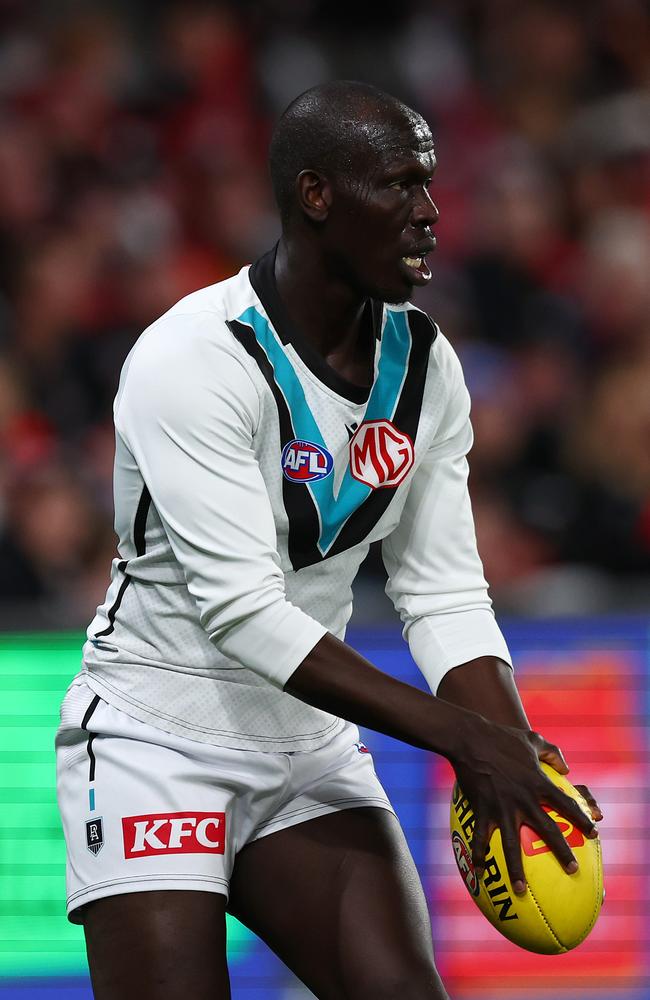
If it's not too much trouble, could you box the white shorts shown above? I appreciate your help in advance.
[56,680,395,923]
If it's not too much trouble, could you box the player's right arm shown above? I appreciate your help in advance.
[285,633,597,889]
[115,310,328,688]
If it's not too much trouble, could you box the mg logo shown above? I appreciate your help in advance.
[349,420,414,489]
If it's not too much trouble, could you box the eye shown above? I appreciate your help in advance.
[389,176,433,193]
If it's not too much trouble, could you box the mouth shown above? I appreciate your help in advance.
[401,253,433,283]
[401,239,436,285]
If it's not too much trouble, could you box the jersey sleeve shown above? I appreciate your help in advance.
[115,311,327,688]
[382,338,512,694]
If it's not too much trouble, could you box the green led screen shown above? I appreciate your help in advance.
[0,632,254,979]
[2,622,649,997]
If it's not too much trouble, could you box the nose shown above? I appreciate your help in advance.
[412,188,439,229]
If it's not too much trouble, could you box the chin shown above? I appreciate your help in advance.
[373,270,416,305]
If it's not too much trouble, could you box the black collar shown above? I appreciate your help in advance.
[248,245,382,405]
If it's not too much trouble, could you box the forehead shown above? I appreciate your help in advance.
[359,108,435,172]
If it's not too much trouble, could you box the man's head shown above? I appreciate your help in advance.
[269,81,438,303]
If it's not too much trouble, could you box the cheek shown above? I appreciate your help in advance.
[339,184,373,223]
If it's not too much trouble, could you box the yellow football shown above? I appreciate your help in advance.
[450,762,603,954]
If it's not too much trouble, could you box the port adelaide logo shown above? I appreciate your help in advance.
[282,439,334,483]
[86,817,104,856]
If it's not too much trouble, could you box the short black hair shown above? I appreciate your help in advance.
[269,80,418,226]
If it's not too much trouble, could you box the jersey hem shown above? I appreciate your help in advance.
[81,668,346,752]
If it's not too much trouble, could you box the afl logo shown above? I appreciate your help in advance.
[349,420,414,489]
[452,831,481,897]
[282,439,334,483]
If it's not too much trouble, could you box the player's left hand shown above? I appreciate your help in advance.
[454,725,599,895]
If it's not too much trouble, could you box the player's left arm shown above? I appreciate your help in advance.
[382,335,602,860]
[382,334,513,699]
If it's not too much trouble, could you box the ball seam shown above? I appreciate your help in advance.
[576,794,603,944]
[526,881,565,952]
[581,837,603,943]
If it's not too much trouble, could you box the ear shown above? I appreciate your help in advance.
[295,169,332,222]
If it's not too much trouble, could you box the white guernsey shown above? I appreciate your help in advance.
[81,247,511,751]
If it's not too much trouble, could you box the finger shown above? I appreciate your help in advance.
[527,808,579,874]
[535,737,569,775]
[498,816,527,895]
[574,783,604,822]
[548,785,599,839]
[471,812,493,880]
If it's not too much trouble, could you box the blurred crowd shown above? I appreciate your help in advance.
[0,0,649,628]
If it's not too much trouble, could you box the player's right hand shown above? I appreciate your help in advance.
[452,720,599,895]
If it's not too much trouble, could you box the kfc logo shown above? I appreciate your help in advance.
[349,420,414,488]
[122,812,226,858]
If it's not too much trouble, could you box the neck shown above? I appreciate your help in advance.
[274,236,368,360]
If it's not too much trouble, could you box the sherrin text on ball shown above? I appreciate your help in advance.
[450,762,604,954]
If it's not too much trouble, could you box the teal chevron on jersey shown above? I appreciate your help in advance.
[235,305,412,554]
[363,310,412,424]
[324,309,413,549]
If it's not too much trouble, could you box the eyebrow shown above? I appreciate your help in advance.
[382,155,437,178]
